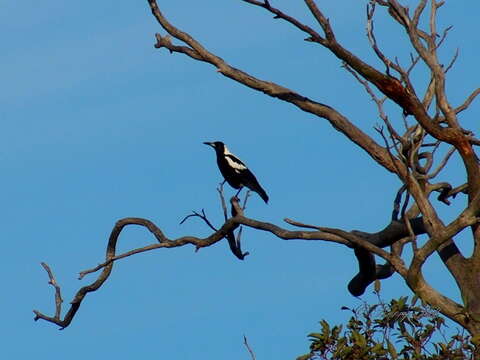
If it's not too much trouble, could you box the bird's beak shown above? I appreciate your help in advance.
[203,142,214,148]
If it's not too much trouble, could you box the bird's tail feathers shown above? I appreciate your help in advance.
[258,188,269,204]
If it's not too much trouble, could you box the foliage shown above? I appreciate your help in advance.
[298,294,475,360]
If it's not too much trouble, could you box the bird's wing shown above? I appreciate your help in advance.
[240,168,269,203]
[225,154,247,173]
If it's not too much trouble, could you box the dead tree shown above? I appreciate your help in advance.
[34,0,480,352]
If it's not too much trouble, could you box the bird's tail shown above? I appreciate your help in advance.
[243,170,269,204]
[256,186,269,204]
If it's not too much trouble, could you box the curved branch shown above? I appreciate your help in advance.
[34,204,243,329]
[35,195,434,329]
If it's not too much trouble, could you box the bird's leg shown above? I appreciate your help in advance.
[234,187,243,200]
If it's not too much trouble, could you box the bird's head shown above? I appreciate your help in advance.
[203,141,225,152]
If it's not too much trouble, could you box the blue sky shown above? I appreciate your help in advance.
[2,1,479,359]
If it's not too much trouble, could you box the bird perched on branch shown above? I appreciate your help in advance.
[203,141,269,204]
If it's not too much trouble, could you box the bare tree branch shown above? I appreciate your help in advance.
[427,146,456,179]
[455,88,480,114]
[180,209,217,232]
[34,262,63,322]
[366,2,404,77]
[242,0,325,44]
[243,335,256,360]
[35,191,440,329]
[444,47,459,74]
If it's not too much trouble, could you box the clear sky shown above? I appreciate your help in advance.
[2,1,479,359]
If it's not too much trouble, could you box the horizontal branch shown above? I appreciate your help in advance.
[35,193,433,329]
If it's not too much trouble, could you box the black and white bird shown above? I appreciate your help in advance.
[203,141,269,204]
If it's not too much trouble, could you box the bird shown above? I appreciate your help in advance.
[203,141,269,203]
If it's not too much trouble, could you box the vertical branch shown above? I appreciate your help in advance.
[217,182,229,222]
[235,190,252,244]
[392,185,407,221]
[38,262,63,320]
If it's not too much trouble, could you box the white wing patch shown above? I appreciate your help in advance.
[223,146,248,171]
[225,155,247,171]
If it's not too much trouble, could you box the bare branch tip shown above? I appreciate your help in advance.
[153,33,172,50]
[33,310,41,321]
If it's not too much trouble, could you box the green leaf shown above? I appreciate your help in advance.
[351,331,367,348]
[371,342,384,353]
[320,319,330,334]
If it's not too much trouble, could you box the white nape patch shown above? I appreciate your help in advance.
[223,145,234,156]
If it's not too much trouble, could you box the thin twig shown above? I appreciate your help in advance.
[427,146,456,179]
[180,209,218,232]
[243,335,256,360]
[444,48,459,74]
[455,88,480,114]
[375,126,405,179]
[406,53,421,75]
[366,2,403,77]
[241,0,325,44]
[435,25,453,51]
[342,63,404,158]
